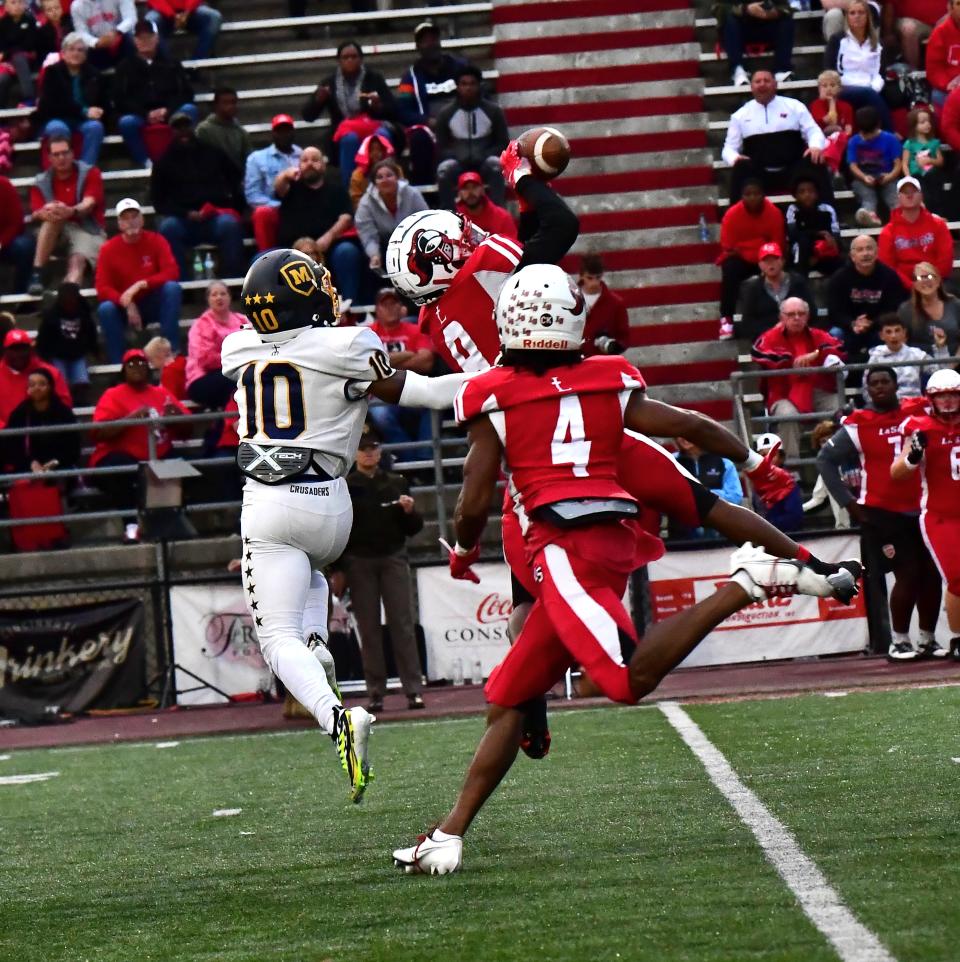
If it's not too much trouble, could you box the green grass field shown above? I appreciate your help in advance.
[2,687,958,962]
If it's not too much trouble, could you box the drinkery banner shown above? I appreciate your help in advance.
[0,599,146,720]
[169,585,274,705]
[647,533,868,667]
[416,563,513,682]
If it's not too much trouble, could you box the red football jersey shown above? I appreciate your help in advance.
[418,233,524,373]
[455,356,646,516]
[901,413,960,518]
[843,405,921,512]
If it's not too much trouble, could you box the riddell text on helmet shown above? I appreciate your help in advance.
[522,337,563,349]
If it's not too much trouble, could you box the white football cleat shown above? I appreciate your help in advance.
[332,705,375,804]
[730,543,862,604]
[393,830,463,876]
[306,632,340,699]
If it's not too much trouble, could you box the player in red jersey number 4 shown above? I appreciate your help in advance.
[892,368,960,659]
[392,265,863,875]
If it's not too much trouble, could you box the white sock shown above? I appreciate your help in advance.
[730,570,763,601]
[271,642,340,733]
[918,629,935,644]
[892,631,911,645]
[432,829,461,841]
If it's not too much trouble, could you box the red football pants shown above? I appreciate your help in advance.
[485,525,640,708]
[921,511,960,594]
[252,205,280,252]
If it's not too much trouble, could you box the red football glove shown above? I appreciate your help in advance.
[440,538,481,584]
[499,140,533,192]
[745,441,796,509]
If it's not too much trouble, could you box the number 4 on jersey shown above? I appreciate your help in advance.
[551,394,591,477]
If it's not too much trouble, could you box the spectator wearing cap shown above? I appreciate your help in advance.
[28,133,106,296]
[577,255,630,357]
[113,17,197,168]
[244,114,302,252]
[69,0,135,68]
[197,87,253,178]
[454,170,516,238]
[0,328,71,428]
[366,287,435,460]
[150,111,246,281]
[185,279,245,409]
[35,281,98,394]
[434,63,509,210]
[274,147,361,305]
[721,71,829,203]
[355,158,428,272]
[341,424,427,713]
[300,41,396,189]
[145,0,222,61]
[33,33,106,166]
[878,175,954,290]
[751,432,804,532]
[396,21,468,186]
[738,241,816,341]
[717,177,786,339]
[0,174,35,294]
[95,198,182,364]
[88,348,190,523]
[751,297,845,459]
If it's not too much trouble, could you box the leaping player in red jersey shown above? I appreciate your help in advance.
[391,265,863,875]
[891,368,960,658]
[386,141,857,759]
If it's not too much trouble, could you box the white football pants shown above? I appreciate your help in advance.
[240,477,353,733]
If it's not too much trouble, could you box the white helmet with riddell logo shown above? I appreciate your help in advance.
[496,264,586,352]
[385,209,488,306]
[925,368,960,420]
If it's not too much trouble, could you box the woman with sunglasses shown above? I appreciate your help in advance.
[897,261,960,358]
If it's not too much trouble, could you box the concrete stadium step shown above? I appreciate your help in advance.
[628,300,719,327]
[577,205,717,234]
[543,115,709,142]
[641,357,738,387]
[630,319,720,348]
[560,244,718,274]
[504,94,705,127]
[570,187,717,215]
[554,166,715,199]
[634,339,736,367]
[575,148,714,177]
[495,8,694,40]
[497,43,700,77]
[571,225,707,253]
[496,62,701,99]
[614,280,720,309]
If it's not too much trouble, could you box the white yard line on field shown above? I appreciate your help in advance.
[659,702,897,962]
[0,772,59,785]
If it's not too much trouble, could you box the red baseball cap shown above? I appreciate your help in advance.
[122,348,148,364]
[758,242,783,260]
[4,329,33,348]
[271,114,295,129]
[457,171,483,188]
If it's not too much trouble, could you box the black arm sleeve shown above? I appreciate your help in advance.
[816,426,858,508]
[515,177,580,268]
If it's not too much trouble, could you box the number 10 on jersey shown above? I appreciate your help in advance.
[240,362,306,441]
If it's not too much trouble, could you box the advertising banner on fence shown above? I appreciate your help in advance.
[0,599,146,721]
[647,534,868,667]
[169,585,274,705]
[416,563,513,681]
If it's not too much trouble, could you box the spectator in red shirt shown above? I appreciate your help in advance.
[918,0,960,108]
[0,174,35,294]
[882,0,945,69]
[367,286,435,460]
[877,176,954,290]
[717,178,786,339]
[0,328,72,428]
[27,134,106,295]
[577,254,630,357]
[95,197,182,363]
[184,279,245,408]
[145,0,221,60]
[751,296,845,458]
[88,347,189,516]
[454,171,516,239]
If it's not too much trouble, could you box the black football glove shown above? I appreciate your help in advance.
[906,430,927,465]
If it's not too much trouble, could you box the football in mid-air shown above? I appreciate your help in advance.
[517,126,571,180]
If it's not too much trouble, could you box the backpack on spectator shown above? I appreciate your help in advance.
[7,478,68,552]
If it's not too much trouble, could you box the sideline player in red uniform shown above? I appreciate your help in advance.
[387,142,840,757]
[391,265,862,875]
[817,366,941,660]
[891,368,960,658]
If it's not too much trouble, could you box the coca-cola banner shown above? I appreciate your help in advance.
[647,533,868,667]
[415,563,513,682]
[0,599,146,723]
[169,585,274,705]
